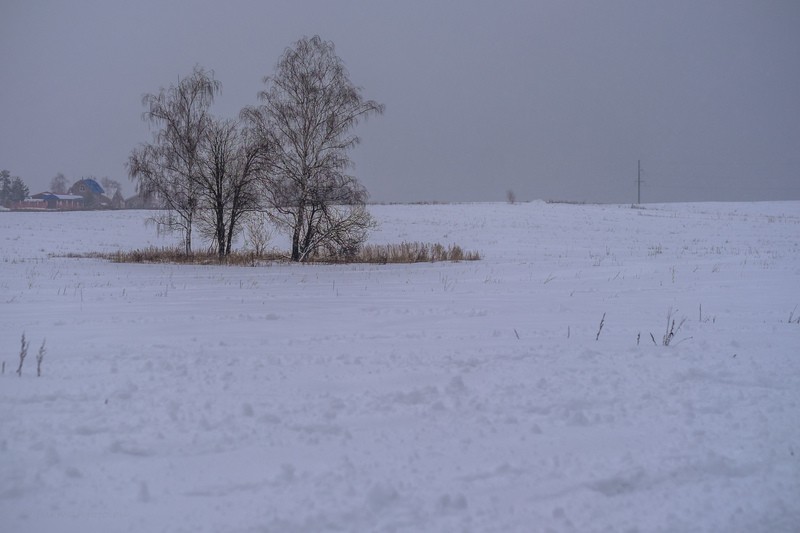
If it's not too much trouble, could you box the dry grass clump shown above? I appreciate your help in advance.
[352,242,481,264]
[64,242,480,266]
[64,247,286,266]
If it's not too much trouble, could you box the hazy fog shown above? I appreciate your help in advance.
[2,0,798,203]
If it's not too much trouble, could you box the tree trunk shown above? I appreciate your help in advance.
[185,213,193,255]
[291,204,304,261]
[225,208,237,256]
[217,207,227,261]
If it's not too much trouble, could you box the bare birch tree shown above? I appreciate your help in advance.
[128,66,221,254]
[195,118,268,260]
[242,35,383,261]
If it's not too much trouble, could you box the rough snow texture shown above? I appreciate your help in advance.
[1,202,799,532]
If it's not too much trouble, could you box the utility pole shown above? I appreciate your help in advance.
[637,160,641,204]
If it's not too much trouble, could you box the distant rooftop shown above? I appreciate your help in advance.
[32,192,85,201]
[80,178,105,195]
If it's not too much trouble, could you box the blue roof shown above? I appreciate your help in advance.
[82,178,105,194]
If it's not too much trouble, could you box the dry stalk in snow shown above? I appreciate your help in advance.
[662,307,687,346]
[595,313,606,341]
[16,332,28,377]
[36,339,46,377]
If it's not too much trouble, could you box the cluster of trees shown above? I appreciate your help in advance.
[128,36,383,262]
[0,170,30,207]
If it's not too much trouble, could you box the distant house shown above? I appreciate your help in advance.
[10,179,145,212]
[14,197,48,210]
[31,192,85,210]
[68,178,112,208]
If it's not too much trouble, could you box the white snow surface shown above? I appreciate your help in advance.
[1,202,799,532]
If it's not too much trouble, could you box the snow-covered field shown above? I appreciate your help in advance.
[1,201,799,532]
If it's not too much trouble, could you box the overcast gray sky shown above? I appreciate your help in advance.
[2,0,799,203]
